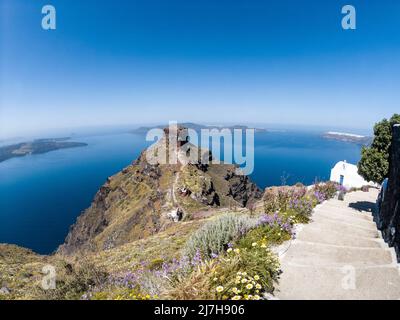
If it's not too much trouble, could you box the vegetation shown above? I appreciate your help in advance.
[38,261,108,300]
[183,214,258,259]
[358,114,400,183]
[1,179,339,300]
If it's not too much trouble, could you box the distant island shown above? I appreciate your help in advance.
[131,122,268,134]
[322,131,372,146]
[0,137,88,163]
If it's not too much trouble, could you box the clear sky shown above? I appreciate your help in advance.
[1,0,399,138]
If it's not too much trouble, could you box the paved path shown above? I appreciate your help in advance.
[275,189,400,300]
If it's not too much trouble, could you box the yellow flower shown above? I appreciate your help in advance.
[234,248,240,254]
[254,295,260,300]
[227,248,233,253]
[255,284,262,289]
[242,271,247,276]
[254,275,260,281]
[241,278,248,284]
[246,283,254,290]
[231,287,238,294]
[252,242,258,247]
[235,280,240,284]
[216,286,224,293]
[261,244,267,248]
[232,295,241,300]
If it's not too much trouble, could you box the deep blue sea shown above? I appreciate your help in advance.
[0,131,362,254]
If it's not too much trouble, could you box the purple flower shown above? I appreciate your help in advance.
[191,249,203,266]
[211,252,219,259]
[314,191,326,204]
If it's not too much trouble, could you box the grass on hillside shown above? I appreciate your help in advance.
[0,182,339,300]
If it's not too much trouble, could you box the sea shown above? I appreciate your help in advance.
[0,130,363,254]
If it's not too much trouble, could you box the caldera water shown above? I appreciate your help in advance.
[0,130,362,254]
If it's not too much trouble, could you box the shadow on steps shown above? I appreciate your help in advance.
[348,201,375,213]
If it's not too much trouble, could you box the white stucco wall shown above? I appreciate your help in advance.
[330,160,370,189]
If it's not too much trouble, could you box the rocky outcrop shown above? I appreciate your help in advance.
[225,172,263,207]
[378,124,400,261]
[58,125,262,255]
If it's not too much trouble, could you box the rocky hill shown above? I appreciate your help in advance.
[58,125,262,255]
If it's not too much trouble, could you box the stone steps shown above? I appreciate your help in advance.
[275,189,400,300]
[311,213,377,231]
[276,264,400,300]
[284,240,393,267]
[315,207,374,222]
[296,225,383,248]
[304,218,379,238]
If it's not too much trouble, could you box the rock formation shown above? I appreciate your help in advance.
[377,124,400,261]
[58,125,262,255]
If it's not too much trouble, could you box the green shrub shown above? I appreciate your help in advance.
[163,260,217,300]
[90,288,155,300]
[148,258,164,270]
[238,224,291,249]
[183,214,257,259]
[263,189,279,214]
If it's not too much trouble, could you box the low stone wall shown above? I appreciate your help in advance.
[378,124,400,261]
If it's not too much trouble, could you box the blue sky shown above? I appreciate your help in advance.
[1,0,399,138]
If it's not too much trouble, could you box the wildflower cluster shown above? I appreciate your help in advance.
[263,185,310,215]
[336,184,348,193]
[257,213,293,235]
[83,250,206,300]
[313,181,338,200]
[211,238,280,300]
[113,291,154,300]
[313,191,326,204]
[230,271,263,300]
[288,197,313,217]
[212,271,264,300]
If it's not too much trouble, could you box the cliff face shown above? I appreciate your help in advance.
[379,124,400,261]
[58,126,262,255]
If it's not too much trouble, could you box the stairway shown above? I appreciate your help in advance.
[275,189,400,300]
